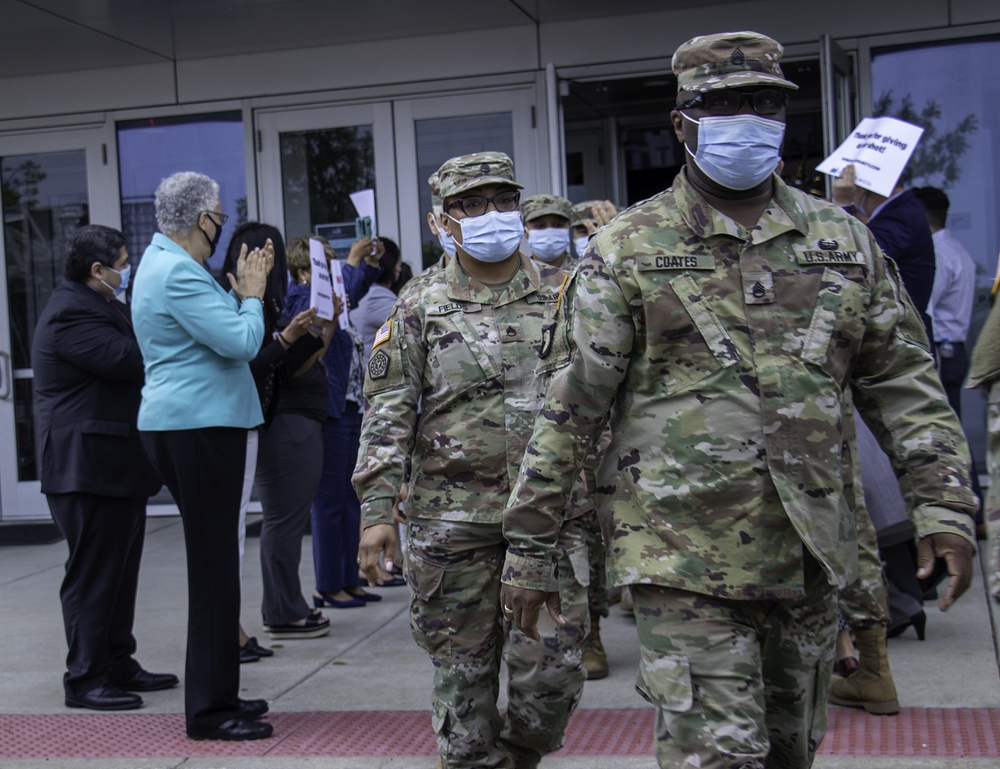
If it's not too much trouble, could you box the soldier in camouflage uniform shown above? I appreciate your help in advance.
[498,31,978,769]
[425,171,455,273]
[570,200,617,259]
[522,194,612,678]
[967,285,1000,603]
[522,195,574,270]
[353,152,588,769]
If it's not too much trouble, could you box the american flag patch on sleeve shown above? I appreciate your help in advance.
[372,321,391,349]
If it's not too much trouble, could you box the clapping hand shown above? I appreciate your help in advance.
[228,239,274,300]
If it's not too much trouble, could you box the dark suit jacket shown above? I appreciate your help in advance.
[31,280,161,498]
[867,189,936,339]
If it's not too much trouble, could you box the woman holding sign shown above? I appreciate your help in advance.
[300,234,388,609]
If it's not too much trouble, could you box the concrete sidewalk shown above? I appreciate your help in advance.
[1,515,998,768]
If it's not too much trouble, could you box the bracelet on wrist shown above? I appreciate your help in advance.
[278,333,293,346]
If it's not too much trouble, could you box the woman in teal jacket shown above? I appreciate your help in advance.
[131,171,273,742]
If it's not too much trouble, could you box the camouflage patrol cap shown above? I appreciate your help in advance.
[672,31,798,93]
[521,194,572,223]
[427,172,443,210]
[436,151,524,200]
[570,200,601,228]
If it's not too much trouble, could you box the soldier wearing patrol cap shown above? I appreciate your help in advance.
[498,30,978,769]
[570,200,618,259]
[353,151,588,769]
[425,171,456,272]
[521,194,573,269]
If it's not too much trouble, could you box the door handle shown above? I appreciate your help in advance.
[0,351,10,400]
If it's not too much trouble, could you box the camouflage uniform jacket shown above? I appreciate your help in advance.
[353,251,571,529]
[501,170,978,600]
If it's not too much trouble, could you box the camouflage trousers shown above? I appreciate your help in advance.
[631,556,837,769]
[405,516,589,769]
[581,511,609,618]
[985,383,1000,602]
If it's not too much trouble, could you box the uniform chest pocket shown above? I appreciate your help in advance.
[800,267,867,384]
[425,309,501,401]
[640,273,741,397]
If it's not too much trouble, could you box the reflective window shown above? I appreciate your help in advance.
[872,36,1000,466]
[279,126,374,257]
[415,113,513,268]
[1,149,89,480]
[117,112,246,274]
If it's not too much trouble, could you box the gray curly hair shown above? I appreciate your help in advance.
[154,172,220,236]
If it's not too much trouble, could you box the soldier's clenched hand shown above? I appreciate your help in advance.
[500,584,565,642]
[916,531,975,612]
[358,524,396,588]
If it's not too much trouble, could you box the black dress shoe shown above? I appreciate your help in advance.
[244,636,274,658]
[187,717,273,741]
[239,698,269,718]
[66,684,143,711]
[111,669,180,692]
[240,645,260,664]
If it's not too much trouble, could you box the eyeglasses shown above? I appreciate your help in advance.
[445,191,520,218]
[676,89,788,117]
[203,211,229,226]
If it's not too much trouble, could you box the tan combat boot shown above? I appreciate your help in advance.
[581,613,609,680]
[828,626,900,715]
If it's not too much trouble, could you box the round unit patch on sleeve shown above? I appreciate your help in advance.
[369,348,391,379]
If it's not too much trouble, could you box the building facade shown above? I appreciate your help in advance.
[2,0,998,520]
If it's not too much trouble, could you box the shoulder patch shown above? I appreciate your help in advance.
[636,254,716,271]
[368,348,391,380]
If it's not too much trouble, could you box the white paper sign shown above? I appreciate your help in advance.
[349,188,377,237]
[328,258,350,330]
[816,116,924,197]
[309,239,336,321]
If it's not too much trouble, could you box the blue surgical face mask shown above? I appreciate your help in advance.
[100,263,131,297]
[528,227,570,262]
[438,230,457,258]
[683,112,784,191]
[449,210,524,264]
[573,235,590,257]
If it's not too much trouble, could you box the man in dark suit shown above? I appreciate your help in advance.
[32,224,175,711]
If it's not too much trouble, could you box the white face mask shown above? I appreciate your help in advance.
[683,112,784,191]
[449,210,524,263]
[573,235,590,257]
[528,228,570,262]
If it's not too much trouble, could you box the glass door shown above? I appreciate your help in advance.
[256,103,399,255]
[0,127,114,521]
[393,89,540,270]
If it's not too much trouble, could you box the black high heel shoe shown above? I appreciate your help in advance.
[887,610,926,640]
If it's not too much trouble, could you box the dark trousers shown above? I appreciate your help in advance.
[937,340,969,418]
[47,492,146,698]
[257,412,324,625]
[140,427,247,733]
[312,402,362,594]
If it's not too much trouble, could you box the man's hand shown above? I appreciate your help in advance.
[832,163,857,207]
[916,531,975,611]
[499,584,565,642]
[358,523,396,587]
